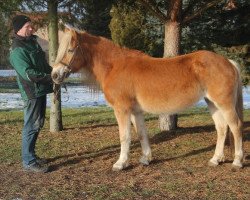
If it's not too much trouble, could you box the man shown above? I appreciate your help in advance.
[9,15,53,173]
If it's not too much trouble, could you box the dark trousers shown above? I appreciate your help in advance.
[22,95,47,166]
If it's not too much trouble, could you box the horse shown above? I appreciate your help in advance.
[51,26,244,170]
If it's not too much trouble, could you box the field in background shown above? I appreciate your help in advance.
[0,107,249,199]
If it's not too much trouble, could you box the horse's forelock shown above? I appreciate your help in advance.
[54,32,72,64]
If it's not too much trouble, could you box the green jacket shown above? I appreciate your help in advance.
[9,34,53,100]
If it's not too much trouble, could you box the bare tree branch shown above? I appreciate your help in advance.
[137,0,167,23]
[182,0,200,18]
[167,0,182,22]
[26,0,47,9]
[183,0,225,24]
[59,0,77,8]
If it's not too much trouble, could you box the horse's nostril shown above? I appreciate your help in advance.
[52,73,58,80]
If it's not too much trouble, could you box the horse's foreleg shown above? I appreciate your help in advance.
[112,109,131,171]
[131,113,152,165]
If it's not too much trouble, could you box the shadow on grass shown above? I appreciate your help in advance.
[63,123,118,130]
[48,124,219,172]
[151,124,215,145]
[48,143,122,171]
[150,144,216,165]
[48,143,218,172]
[243,121,250,141]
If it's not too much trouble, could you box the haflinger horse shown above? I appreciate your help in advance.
[51,25,244,170]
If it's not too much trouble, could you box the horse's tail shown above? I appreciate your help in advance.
[227,59,244,151]
[229,59,243,123]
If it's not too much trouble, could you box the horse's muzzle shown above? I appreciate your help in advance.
[51,66,71,84]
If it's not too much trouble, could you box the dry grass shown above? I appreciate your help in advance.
[0,107,249,200]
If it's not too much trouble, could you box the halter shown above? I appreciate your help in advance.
[59,45,79,73]
[59,34,84,72]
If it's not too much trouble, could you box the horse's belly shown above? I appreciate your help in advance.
[137,92,203,114]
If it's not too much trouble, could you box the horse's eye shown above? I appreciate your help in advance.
[68,49,74,53]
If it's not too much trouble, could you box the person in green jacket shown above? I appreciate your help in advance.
[9,15,53,173]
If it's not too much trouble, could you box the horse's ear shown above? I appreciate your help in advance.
[64,23,72,33]
[64,26,71,33]
[71,29,78,42]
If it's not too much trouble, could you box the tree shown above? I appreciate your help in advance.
[77,0,114,38]
[181,0,250,49]
[0,0,22,69]
[47,0,63,132]
[110,0,164,57]
[157,0,181,130]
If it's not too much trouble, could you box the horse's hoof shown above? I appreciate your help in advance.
[112,162,128,171]
[232,162,243,170]
[208,160,218,167]
[139,157,150,166]
[218,156,225,163]
[112,166,122,171]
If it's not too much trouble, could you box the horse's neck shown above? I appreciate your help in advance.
[83,34,122,85]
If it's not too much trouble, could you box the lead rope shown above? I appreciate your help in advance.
[53,83,61,104]
[62,83,70,102]
[53,83,70,103]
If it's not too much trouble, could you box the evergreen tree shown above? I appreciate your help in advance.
[0,0,22,68]
[182,0,250,49]
[110,0,164,57]
[73,0,114,38]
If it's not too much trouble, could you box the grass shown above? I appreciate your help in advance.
[0,77,19,93]
[0,106,249,200]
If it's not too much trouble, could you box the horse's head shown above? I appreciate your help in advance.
[52,26,83,84]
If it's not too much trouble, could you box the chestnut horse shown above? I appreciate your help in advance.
[52,26,244,170]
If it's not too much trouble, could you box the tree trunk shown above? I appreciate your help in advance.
[159,0,181,131]
[48,0,63,132]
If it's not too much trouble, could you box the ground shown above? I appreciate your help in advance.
[0,107,249,200]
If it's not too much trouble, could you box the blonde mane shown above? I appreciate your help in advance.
[54,31,72,64]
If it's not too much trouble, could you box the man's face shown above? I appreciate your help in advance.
[17,21,34,37]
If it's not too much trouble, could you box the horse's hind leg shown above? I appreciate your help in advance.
[131,113,152,165]
[206,98,243,168]
[112,108,131,171]
[206,99,228,166]
[220,108,243,168]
